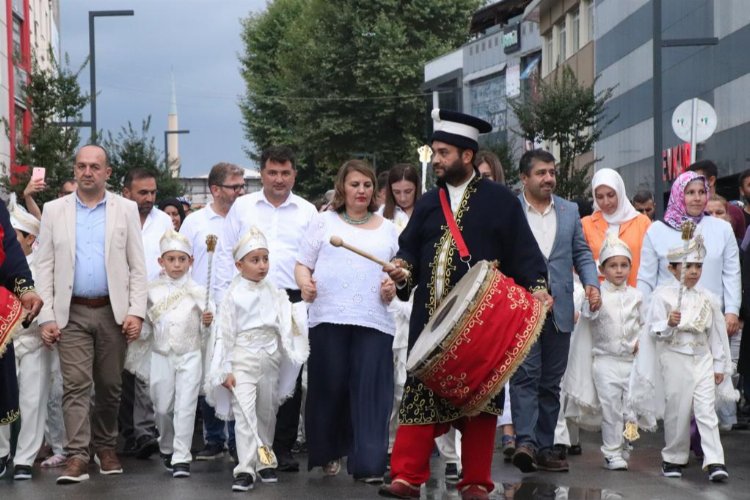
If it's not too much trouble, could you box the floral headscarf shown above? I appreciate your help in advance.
[663,171,709,230]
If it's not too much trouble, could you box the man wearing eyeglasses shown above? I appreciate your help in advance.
[36,145,147,483]
[213,146,317,476]
[179,161,246,462]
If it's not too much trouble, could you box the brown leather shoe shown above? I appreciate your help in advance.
[536,448,569,472]
[512,444,537,473]
[461,484,490,500]
[378,479,421,498]
[57,457,90,484]
[94,448,123,475]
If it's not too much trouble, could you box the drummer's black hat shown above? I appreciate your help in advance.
[430,109,492,152]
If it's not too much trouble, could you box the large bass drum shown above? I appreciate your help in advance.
[406,260,546,415]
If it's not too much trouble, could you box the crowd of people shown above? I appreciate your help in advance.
[0,109,749,500]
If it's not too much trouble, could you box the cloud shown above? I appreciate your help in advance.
[61,0,267,177]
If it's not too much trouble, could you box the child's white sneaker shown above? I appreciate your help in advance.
[604,456,628,471]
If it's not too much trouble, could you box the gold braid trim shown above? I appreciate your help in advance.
[1,408,20,425]
[427,181,478,316]
[0,298,23,358]
[13,277,35,298]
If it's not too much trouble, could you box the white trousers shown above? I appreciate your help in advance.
[554,401,579,447]
[660,350,724,467]
[497,382,513,426]
[149,350,202,464]
[388,345,407,452]
[435,428,461,465]
[592,356,634,459]
[231,348,282,478]
[0,347,52,465]
[45,351,65,456]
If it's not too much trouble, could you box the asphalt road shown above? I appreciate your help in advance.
[1,424,748,499]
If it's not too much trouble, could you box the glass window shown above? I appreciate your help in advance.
[558,22,566,63]
[571,9,580,52]
[545,36,553,72]
[588,0,594,40]
[12,19,22,62]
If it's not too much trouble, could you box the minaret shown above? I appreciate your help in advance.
[167,73,181,177]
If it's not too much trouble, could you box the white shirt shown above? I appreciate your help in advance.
[180,203,226,287]
[637,217,741,315]
[214,190,317,303]
[446,174,474,213]
[142,208,174,281]
[583,280,642,358]
[297,211,398,335]
[523,193,557,259]
[376,205,410,234]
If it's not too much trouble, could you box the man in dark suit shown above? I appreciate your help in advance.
[512,149,600,473]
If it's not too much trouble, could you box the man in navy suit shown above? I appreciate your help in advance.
[511,149,600,473]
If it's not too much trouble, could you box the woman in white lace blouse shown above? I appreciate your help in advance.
[295,159,399,484]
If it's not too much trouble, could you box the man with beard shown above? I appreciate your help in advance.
[511,149,599,473]
[381,110,551,500]
[120,168,174,459]
[632,190,656,221]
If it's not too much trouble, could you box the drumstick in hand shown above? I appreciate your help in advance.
[330,235,410,278]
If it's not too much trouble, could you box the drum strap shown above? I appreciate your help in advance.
[438,188,471,266]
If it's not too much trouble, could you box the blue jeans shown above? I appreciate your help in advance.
[199,395,235,449]
[510,319,570,453]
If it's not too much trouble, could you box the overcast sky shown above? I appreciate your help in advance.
[61,0,267,177]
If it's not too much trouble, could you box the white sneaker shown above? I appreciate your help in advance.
[604,456,628,470]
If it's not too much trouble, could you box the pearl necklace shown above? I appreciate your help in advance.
[341,211,372,225]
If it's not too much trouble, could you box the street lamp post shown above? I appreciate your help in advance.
[651,0,717,218]
[89,10,134,143]
[164,129,190,176]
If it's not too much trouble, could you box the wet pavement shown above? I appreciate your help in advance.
[1,426,748,499]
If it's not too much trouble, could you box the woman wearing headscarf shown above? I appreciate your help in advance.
[581,168,651,286]
[637,171,741,333]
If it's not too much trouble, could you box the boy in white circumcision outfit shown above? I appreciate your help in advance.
[129,229,214,478]
[634,235,732,482]
[579,235,642,471]
[208,227,308,493]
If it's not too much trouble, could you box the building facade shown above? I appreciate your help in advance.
[594,0,750,197]
[0,0,60,177]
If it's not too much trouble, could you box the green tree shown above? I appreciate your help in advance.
[1,52,89,205]
[239,0,482,199]
[509,66,616,199]
[102,116,183,199]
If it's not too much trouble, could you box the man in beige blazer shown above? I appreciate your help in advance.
[36,144,147,484]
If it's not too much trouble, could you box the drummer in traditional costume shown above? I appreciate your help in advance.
[381,110,551,500]
[0,199,42,479]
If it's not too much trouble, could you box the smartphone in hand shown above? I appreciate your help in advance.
[31,167,45,182]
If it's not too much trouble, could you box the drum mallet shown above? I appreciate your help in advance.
[329,235,410,279]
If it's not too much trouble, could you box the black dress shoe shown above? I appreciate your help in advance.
[276,450,299,472]
[568,444,583,456]
[135,435,159,459]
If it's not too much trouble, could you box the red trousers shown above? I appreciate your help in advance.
[389,412,496,492]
